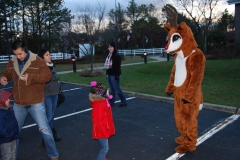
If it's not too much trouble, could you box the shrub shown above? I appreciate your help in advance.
[79,69,105,77]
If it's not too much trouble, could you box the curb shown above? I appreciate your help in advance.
[237,108,240,114]
[61,81,238,114]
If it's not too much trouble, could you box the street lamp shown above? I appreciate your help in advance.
[71,55,76,72]
[143,52,147,64]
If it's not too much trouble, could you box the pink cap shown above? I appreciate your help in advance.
[91,81,97,86]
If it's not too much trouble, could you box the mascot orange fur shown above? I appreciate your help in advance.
[163,4,206,153]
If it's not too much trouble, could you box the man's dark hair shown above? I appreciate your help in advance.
[12,40,28,53]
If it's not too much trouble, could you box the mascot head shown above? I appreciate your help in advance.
[163,4,198,57]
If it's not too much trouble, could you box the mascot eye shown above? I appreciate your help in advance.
[172,35,181,42]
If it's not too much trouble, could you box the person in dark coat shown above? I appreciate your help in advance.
[38,49,62,146]
[104,42,127,107]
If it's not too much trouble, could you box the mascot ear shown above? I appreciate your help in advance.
[177,22,187,31]
[178,22,198,48]
[164,23,172,32]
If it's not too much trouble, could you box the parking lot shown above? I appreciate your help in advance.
[1,82,240,160]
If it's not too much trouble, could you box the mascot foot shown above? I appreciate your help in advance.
[175,137,184,144]
[175,145,196,153]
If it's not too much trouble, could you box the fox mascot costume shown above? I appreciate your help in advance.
[163,4,206,153]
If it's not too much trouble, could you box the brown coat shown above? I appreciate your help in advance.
[1,52,52,106]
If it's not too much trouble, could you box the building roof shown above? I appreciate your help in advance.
[227,0,240,5]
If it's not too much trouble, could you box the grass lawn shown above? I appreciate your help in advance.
[55,56,156,72]
[0,56,155,73]
[58,58,240,108]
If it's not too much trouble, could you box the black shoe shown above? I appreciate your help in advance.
[42,138,45,147]
[119,103,127,107]
[52,128,62,142]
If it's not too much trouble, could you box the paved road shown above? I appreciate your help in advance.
[1,82,239,160]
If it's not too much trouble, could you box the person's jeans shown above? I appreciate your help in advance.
[44,95,58,128]
[96,138,109,160]
[0,140,16,160]
[107,75,127,104]
[13,102,59,159]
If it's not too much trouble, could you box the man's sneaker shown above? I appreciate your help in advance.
[119,103,127,107]
[42,138,45,147]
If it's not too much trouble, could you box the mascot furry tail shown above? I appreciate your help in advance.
[163,4,206,153]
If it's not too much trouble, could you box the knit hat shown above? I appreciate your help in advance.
[0,89,12,108]
[90,81,107,97]
[108,42,115,48]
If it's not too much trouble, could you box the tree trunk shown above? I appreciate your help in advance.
[90,44,94,73]
[235,4,240,55]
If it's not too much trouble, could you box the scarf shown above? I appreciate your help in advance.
[104,53,112,69]
[46,62,54,67]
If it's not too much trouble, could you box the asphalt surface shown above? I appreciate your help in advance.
[1,82,240,160]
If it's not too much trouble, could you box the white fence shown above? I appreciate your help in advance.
[118,48,166,56]
[0,53,74,61]
[0,48,166,61]
[50,53,74,60]
[0,55,14,60]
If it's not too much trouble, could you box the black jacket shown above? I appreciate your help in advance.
[106,53,121,78]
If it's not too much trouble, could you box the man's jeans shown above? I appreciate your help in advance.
[96,138,109,160]
[13,102,59,159]
[0,140,17,160]
[107,75,127,104]
[44,95,58,128]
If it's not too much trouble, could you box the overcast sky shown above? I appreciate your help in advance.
[64,0,235,14]
[64,0,163,13]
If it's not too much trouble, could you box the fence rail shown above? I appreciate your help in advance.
[118,48,166,56]
[0,53,73,61]
[0,48,166,61]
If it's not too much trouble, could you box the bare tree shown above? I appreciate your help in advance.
[75,1,106,73]
[164,0,221,53]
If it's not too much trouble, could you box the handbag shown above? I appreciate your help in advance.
[57,87,65,107]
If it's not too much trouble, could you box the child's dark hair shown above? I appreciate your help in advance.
[90,81,107,97]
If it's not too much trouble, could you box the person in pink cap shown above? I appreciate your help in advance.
[89,81,115,160]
